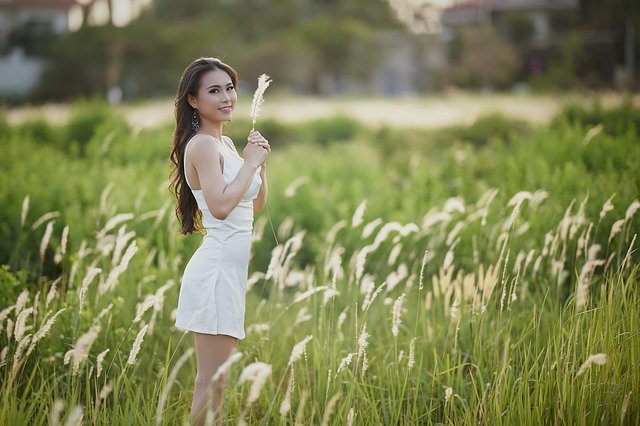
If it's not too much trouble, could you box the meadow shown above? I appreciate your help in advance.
[0,97,639,425]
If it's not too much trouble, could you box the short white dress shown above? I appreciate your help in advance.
[174,135,262,340]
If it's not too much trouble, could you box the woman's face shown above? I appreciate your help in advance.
[189,68,237,125]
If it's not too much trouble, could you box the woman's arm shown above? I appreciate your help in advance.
[189,135,259,220]
[253,164,268,212]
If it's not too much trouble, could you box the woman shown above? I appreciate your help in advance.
[169,57,270,426]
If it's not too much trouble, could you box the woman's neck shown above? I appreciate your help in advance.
[198,121,224,140]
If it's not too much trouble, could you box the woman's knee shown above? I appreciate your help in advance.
[195,371,229,392]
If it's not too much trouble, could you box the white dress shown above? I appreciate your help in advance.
[174,135,262,340]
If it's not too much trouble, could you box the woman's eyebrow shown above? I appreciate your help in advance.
[206,82,233,89]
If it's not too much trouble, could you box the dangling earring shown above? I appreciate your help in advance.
[191,110,199,131]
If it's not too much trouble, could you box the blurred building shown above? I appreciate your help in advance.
[0,0,79,97]
[0,0,151,98]
[441,0,619,87]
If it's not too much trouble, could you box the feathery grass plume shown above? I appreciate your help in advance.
[78,267,101,313]
[288,335,313,366]
[64,324,101,377]
[96,348,109,378]
[239,361,272,403]
[279,371,295,416]
[347,408,355,426]
[576,353,607,376]
[127,323,149,365]
[95,381,114,413]
[31,211,59,230]
[388,243,402,266]
[408,337,416,369]
[96,212,134,241]
[582,123,603,144]
[45,277,61,309]
[284,176,309,198]
[211,351,243,384]
[112,226,136,266]
[50,399,64,426]
[14,307,34,342]
[39,220,55,261]
[5,319,13,340]
[351,200,367,227]
[357,323,369,358]
[575,259,605,310]
[295,391,309,425]
[599,194,615,220]
[0,347,7,367]
[322,287,339,305]
[54,225,69,264]
[625,199,639,221]
[26,308,66,358]
[609,219,626,243]
[64,405,83,426]
[391,293,406,337]
[100,240,138,294]
[294,307,312,326]
[155,347,195,426]
[362,217,383,238]
[321,392,341,426]
[337,353,356,374]
[621,391,633,425]
[418,250,429,290]
[249,73,272,131]
[0,305,15,323]
[11,334,32,374]
[621,234,637,271]
[20,195,30,228]
[293,286,328,304]
[444,387,454,403]
[134,294,156,323]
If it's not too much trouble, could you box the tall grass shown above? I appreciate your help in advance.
[0,100,638,424]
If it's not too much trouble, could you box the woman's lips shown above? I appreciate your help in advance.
[219,106,233,112]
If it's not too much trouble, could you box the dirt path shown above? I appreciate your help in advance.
[4,91,635,131]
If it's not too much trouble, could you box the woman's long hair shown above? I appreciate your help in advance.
[169,57,239,234]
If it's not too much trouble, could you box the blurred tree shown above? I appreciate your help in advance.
[450,25,520,90]
[32,26,114,101]
[31,0,405,100]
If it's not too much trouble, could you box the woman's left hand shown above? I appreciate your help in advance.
[248,130,271,154]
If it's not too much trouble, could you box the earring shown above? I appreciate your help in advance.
[191,110,199,131]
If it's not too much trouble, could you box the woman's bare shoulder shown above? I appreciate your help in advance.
[188,134,221,157]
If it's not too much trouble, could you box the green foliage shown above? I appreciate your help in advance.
[305,115,363,145]
[438,113,532,147]
[65,98,122,156]
[553,100,640,137]
[530,32,588,91]
[0,99,638,424]
[15,118,61,146]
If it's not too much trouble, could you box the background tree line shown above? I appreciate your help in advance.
[8,0,640,102]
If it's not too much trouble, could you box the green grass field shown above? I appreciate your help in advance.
[0,97,639,424]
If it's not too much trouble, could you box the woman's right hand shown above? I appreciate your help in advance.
[243,139,268,168]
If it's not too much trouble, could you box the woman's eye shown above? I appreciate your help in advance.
[210,89,219,93]
[227,86,235,91]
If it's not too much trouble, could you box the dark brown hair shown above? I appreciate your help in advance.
[169,57,239,234]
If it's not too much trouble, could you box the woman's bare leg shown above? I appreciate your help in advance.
[190,332,238,426]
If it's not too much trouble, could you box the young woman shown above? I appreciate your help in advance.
[169,57,270,426]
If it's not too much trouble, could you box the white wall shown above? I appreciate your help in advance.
[0,47,44,96]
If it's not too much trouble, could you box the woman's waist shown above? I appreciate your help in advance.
[201,206,253,233]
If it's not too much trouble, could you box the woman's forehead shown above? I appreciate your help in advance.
[200,68,232,87]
